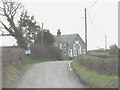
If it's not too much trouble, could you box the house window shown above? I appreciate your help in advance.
[63,43,66,48]
[75,41,79,44]
[54,43,58,47]
[82,49,86,54]
[64,52,67,55]
[68,49,72,57]
[60,43,62,49]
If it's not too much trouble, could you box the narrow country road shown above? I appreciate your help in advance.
[11,61,88,88]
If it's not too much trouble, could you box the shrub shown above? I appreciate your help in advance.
[2,47,26,87]
[108,44,118,55]
[30,44,63,60]
[77,55,118,76]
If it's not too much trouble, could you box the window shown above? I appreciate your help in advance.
[63,43,66,48]
[60,43,62,49]
[54,43,58,47]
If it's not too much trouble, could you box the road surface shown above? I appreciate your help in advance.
[11,61,88,88]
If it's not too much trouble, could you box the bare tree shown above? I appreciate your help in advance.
[0,0,27,48]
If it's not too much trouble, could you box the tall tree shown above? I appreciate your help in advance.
[0,0,27,48]
[35,29,55,46]
[18,11,40,45]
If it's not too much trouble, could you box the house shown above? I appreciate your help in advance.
[54,30,86,60]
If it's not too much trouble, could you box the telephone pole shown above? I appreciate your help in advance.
[41,23,44,47]
[85,8,87,54]
[105,35,107,51]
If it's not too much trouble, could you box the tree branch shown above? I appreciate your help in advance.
[12,3,21,17]
[0,21,15,36]
[0,13,5,16]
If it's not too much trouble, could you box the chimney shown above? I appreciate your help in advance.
[57,29,61,36]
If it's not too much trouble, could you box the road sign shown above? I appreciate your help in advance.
[27,44,30,47]
[75,41,79,44]
[25,50,31,55]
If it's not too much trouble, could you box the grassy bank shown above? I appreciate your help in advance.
[77,55,118,76]
[71,60,118,88]
[3,64,31,88]
[27,59,62,64]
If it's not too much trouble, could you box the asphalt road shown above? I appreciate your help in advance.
[11,61,88,88]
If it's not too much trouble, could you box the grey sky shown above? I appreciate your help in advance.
[0,0,118,50]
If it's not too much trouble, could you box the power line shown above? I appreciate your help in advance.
[86,11,97,31]
[86,10,105,37]
[87,0,98,10]
[86,10,102,40]
[86,9,107,49]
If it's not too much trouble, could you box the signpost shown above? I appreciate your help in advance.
[25,50,31,55]
[25,44,31,55]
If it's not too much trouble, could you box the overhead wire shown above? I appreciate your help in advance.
[86,1,106,49]
[87,0,98,10]
[86,11,97,31]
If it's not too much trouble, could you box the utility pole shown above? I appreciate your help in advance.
[105,35,107,51]
[41,23,44,47]
[85,8,87,54]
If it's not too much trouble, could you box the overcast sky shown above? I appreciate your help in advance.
[0,0,118,50]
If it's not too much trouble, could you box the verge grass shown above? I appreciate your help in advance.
[71,60,118,88]
[27,59,62,64]
[3,64,31,88]
[88,51,108,56]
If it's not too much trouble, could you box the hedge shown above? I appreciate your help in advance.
[77,55,118,76]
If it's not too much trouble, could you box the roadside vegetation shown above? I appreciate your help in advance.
[71,45,118,88]
[71,60,118,88]
[2,47,28,88]
[27,59,62,64]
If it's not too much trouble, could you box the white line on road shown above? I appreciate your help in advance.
[69,60,72,71]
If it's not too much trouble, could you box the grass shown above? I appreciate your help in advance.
[88,51,108,55]
[3,64,31,88]
[27,59,62,64]
[71,60,118,88]
[3,65,21,88]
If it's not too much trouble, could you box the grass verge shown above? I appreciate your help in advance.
[71,60,118,88]
[3,64,31,88]
[27,59,62,64]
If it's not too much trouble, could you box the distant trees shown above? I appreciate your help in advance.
[31,30,63,60]
[30,44,63,60]
[35,29,55,46]
[108,44,118,55]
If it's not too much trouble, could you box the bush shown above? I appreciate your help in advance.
[77,55,118,76]
[71,60,118,88]
[30,44,63,60]
[108,44,118,55]
[2,46,26,87]
[2,47,26,69]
